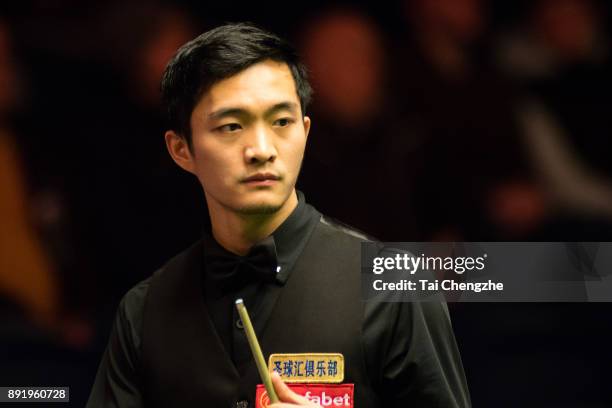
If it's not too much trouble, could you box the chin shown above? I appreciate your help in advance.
[234,191,289,215]
[235,202,283,215]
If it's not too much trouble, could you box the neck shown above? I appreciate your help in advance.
[207,190,298,255]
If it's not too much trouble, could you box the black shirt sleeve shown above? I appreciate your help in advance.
[363,299,471,407]
[86,279,150,408]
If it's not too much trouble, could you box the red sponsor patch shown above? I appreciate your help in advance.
[255,383,354,407]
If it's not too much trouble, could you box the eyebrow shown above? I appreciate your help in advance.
[208,102,299,121]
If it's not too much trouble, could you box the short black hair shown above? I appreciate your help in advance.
[161,22,313,147]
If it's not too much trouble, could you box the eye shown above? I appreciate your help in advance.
[218,123,242,132]
[274,118,294,127]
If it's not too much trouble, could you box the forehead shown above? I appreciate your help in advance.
[195,60,300,116]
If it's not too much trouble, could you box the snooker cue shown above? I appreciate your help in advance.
[235,298,280,404]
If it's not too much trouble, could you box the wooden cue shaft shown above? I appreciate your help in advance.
[235,298,279,403]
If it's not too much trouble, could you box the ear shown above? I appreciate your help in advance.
[165,130,196,174]
[303,116,311,140]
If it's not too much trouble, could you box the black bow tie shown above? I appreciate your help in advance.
[204,235,279,293]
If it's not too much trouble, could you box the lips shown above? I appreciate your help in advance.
[242,173,281,183]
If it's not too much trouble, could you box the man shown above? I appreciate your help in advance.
[87,23,470,407]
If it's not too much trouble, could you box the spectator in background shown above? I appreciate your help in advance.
[397,0,548,240]
[0,22,96,405]
[73,3,205,311]
[0,20,60,330]
[498,0,612,231]
[102,2,197,107]
[9,0,203,343]
[99,4,202,234]
[297,8,423,240]
[1,6,203,404]
[0,128,60,328]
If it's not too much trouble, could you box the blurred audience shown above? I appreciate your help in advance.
[297,8,424,240]
[397,0,548,240]
[498,0,612,226]
[299,8,385,124]
[0,21,60,329]
[15,3,204,323]
[395,3,612,407]
[85,2,204,302]
[0,20,97,407]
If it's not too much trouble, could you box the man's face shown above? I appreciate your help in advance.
[184,60,310,215]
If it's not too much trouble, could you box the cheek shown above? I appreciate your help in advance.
[284,136,307,172]
[192,142,234,186]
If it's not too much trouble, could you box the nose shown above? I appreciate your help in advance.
[244,125,277,164]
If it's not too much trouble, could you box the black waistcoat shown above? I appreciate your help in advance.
[141,218,381,407]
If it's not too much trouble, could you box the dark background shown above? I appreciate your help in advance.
[1,0,612,406]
